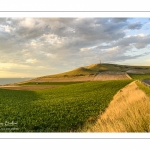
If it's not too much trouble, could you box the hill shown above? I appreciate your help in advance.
[1,63,150,132]
[48,67,96,77]
[29,63,150,83]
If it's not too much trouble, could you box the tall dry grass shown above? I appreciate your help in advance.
[85,81,150,132]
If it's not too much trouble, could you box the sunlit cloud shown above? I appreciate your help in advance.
[0,18,150,77]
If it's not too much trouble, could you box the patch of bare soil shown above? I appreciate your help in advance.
[93,71,130,81]
[0,85,59,90]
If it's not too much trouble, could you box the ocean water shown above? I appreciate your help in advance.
[0,78,32,85]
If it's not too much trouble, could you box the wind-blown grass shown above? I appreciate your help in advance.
[85,81,150,132]
[136,81,150,97]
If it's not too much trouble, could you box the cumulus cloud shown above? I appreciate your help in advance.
[111,18,128,23]
[0,17,150,77]
[128,22,143,30]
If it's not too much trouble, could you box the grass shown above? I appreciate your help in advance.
[43,67,96,78]
[0,80,131,132]
[128,73,150,80]
[39,64,127,79]
[19,82,83,86]
[88,63,136,72]
[136,81,150,97]
[1,63,150,132]
[36,63,150,80]
[85,81,150,132]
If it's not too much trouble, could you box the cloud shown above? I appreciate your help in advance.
[112,34,150,49]
[0,17,150,77]
[111,18,128,23]
[87,34,150,63]
[80,47,91,52]
[25,58,37,64]
[128,22,143,30]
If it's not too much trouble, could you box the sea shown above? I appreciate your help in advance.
[0,78,33,86]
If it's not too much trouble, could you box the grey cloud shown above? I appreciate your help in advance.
[133,36,150,49]
[29,18,128,58]
[38,18,127,42]
[98,46,149,63]
[0,18,127,50]
[0,18,6,24]
[112,18,128,23]
[107,53,147,62]
[0,18,51,40]
[16,20,51,39]
[94,35,150,54]
[89,35,150,63]
[128,22,143,30]
[0,17,149,77]
[112,35,150,49]
[74,18,126,41]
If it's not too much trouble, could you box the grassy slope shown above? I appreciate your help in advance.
[33,63,150,80]
[0,80,131,132]
[86,81,150,132]
[41,67,96,78]
[128,73,150,80]
[136,81,150,97]
[86,64,128,72]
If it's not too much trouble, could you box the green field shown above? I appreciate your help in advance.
[20,82,83,86]
[1,63,150,132]
[0,80,131,132]
[128,73,150,80]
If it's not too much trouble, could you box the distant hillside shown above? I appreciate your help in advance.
[46,67,96,78]
[30,63,150,82]
[86,63,150,72]
[39,63,150,78]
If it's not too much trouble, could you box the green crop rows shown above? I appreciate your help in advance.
[0,80,131,132]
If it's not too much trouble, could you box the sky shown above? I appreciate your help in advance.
[0,18,150,78]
